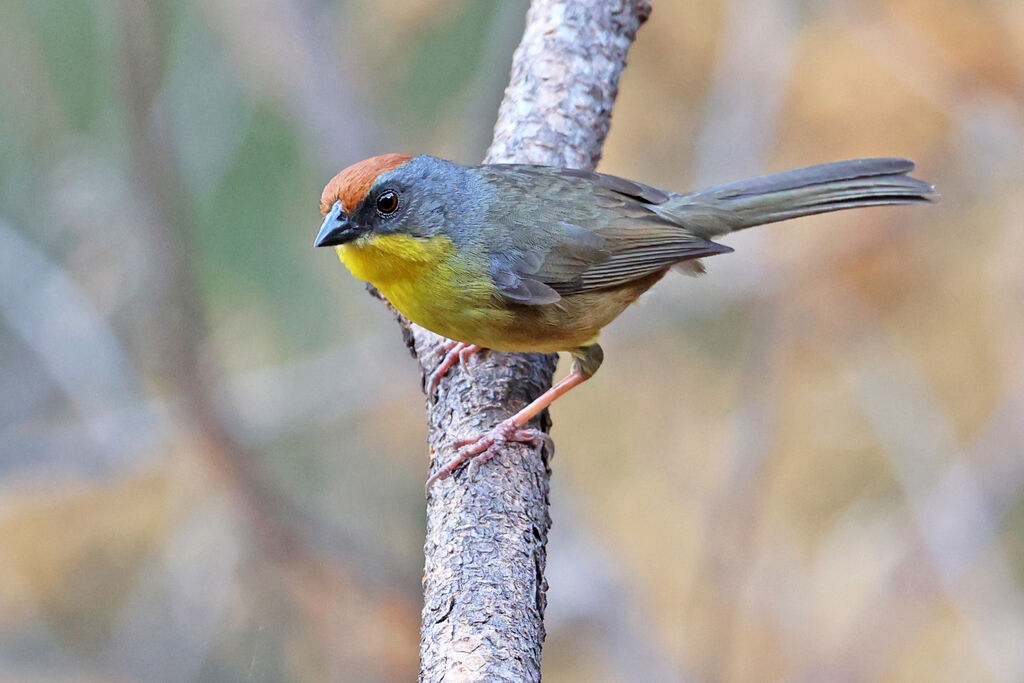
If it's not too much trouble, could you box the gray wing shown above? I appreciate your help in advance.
[480,166,731,305]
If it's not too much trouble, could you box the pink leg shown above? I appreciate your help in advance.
[425,366,589,491]
[426,341,482,398]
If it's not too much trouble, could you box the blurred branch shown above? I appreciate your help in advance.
[545,502,688,680]
[117,0,301,565]
[200,0,377,165]
[686,2,796,674]
[795,367,1024,683]
[0,219,157,474]
[407,1,650,680]
[692,0,797,187]
[114,0,416,677]
[811,285,1024,681]
[843,353,1024,681]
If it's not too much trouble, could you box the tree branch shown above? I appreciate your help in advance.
[408,1,651,680]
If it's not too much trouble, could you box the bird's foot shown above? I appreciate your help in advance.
[424,418,552,493]
[426,341,482,399]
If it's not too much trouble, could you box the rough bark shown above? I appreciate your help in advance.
[411,2,651,681]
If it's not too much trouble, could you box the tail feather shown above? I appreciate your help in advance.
[657,158,936,239]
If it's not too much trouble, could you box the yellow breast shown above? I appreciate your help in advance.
[334,233,510,343]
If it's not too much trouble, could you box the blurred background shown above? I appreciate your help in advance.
[1,0,1022,680]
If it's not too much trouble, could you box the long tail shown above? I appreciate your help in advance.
[657,158,936,239]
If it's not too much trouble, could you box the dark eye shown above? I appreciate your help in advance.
[375,190,399,215]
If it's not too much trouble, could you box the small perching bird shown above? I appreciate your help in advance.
[315,154,935,487]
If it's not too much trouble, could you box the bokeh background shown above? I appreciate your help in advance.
[1,0,1022,680]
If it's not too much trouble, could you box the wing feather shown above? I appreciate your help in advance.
[481,167,729,305]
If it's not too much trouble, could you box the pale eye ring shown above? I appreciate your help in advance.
[375,190,399,216]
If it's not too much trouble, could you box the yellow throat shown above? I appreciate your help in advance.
[333,233,501,341]
[334,232,452,286]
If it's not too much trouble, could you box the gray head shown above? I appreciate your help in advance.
[314,154,484,247]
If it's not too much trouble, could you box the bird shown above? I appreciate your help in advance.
[314,154,934,487]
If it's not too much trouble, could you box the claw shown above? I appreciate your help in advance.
[424,418,550,493]
[424,354,592,494]
[426,342,482,399]
[458,343,479,379]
